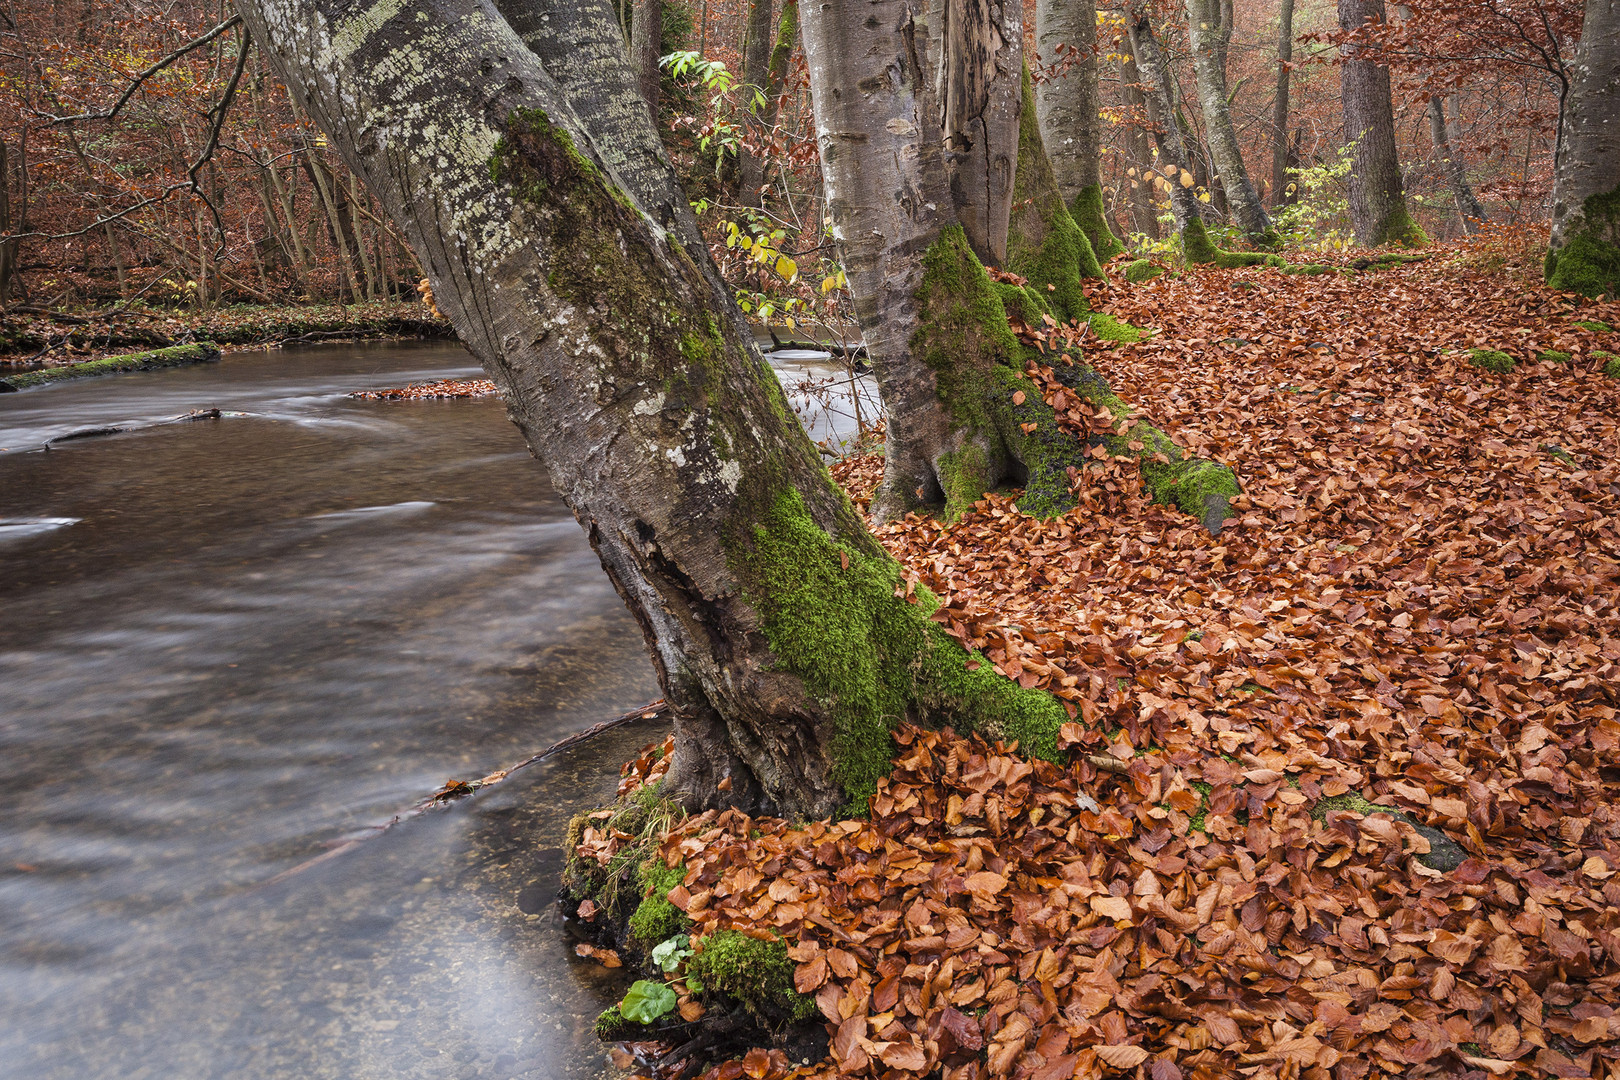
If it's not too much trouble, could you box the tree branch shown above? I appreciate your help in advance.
[41,15,243,127]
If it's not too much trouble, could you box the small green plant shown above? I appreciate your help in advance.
[1467,348,1515,374]
[651,934,693,973]
[619,979,679,1024]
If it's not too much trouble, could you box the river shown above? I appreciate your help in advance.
[0,340,869,1080]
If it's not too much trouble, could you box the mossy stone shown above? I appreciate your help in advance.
[1311,793,1468,872]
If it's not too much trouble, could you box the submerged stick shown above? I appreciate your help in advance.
[259,699,671,888]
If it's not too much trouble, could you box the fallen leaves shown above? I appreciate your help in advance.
[350,377,496,399]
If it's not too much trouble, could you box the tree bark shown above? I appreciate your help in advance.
[1117,49,1159,238]
[1124,9,1205,235]
[1337,0,1425,247]
[1035,0,1124,261]
[1185,0,1272,240]
[940,0,1023,264]
[1427,95,1485,235]
[630,0,662,118]
[235,0,1084,819]
[1270,0,1294,208]
[1545,0,1620,297]
[735,0,775,207]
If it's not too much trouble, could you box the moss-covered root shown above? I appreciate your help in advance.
[1124,258,1164,284]
[733,487,1071,811]
[1055,362,1240,533]
[688,931,817,1026]
[0,342,220,391]
[1467,348,1516,374]
[1069,185,1125,265]
[1180,218,1285,270]
[1545,184,1620,298]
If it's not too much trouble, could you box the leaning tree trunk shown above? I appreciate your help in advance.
[1125,11,1207,236]
[735,0,774,206]
[1545,0,1620,297]
[1271,0,1295,208]
[1185,0,1273,241]
[1337,0,1425,247]
[236,0,1093,820]
[1035,0,1124,262]
[1427,96,1486,235]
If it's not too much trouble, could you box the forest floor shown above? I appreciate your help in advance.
[0,297,451,370]
[576,245,1620,1080]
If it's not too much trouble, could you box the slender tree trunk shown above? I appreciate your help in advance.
[0,142,16,308]
[630,0,662,119]
[235,0,1080,818]
[1185,0,1272,240]
[1271,0,1295,208]
[1427,95,1486,234]
[1337,0,1425,246]
[735,0,774,207]
[1118,50,1159,238]
[1036,0,1124,261]
[1125,9,1206,234]
[1545,0,1620,296]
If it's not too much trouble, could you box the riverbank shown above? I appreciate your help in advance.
[0,298,453,372]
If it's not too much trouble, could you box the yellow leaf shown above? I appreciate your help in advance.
[1198,191,1212,203]
[775,255,798,281]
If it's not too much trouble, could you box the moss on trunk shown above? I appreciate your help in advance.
[1005,68,1102,324]
[1545,184,1620,298]
[1180,218,1284,269]
[1069,184,1124,265]
[0,342,220,390]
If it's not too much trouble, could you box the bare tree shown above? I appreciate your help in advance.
[1427,95,1487,234]
[1184,0,1274,241]
[1271,0,1296,209]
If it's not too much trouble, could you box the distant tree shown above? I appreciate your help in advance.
[1036,0,1126,261]
[1337,0,1427,246]
[1184,0,1275,242]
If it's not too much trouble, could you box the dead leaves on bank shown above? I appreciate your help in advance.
[350,377,496,399]
[654,256,1620,1079]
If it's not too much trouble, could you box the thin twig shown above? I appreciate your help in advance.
[41,15,243,126]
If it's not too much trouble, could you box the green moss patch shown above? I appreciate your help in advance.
[1538,349,1572,364]
[1467,348,1515,374]
[1124,258,1164,284]
[627,856,692,949]
[1545,184,1620,298]
[730,487,1070,812]
[1181,218,1284,269]
[1069,184,1125,265]
[688,931,816,1026]
[1603,355,1620,378]
[0,342,219,390]
[1574,319,1613,333]
[1282,263,1334,276]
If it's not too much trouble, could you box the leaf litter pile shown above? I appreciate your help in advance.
[581,254,1620,1080]
[350,377,496,399]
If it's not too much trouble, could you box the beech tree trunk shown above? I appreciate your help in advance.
[1118,50,1160,238]
[1545,0,1620,297]
[1185,0,1272,241]
[235,0,1089,820]
[735,0,774,206]
[940,0,1023,264]
[1271,0,1295,208]
[1427,96,1486,235]
[630,0,662,118]
[1035,0,1124,261]
[1125,10,1206,234]
[1337,0,1424,247]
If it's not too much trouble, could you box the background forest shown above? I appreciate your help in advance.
[0,0,1580,320]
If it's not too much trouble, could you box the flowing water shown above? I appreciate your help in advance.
[0,340,868,1080]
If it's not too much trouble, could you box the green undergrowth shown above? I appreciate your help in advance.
[627,856,691,950]
[1545,185,1620,298]
[562,783,685,933]
[0,342,219,389]
[688,931,817,1026]
[732,486,1070,813]
[1467,348,1516,374]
